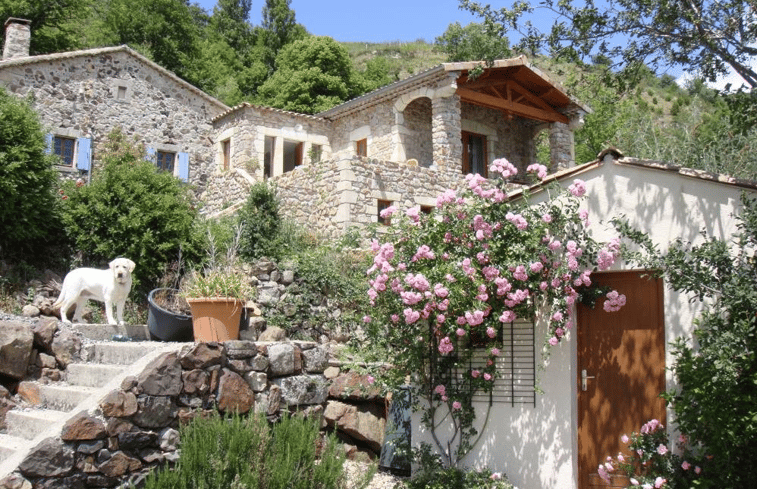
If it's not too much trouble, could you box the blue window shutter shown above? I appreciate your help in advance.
[177,152,189,182]
[45,134,53,154]
[76,137,92,171]
[146,147,156,163]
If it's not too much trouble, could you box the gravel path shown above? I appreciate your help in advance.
[344,462,406,489]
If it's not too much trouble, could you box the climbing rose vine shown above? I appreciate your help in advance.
[364,158,625,467]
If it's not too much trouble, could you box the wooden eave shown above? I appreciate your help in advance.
[455,64,573,124]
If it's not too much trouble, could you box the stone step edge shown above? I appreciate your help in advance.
[0,342,184,482]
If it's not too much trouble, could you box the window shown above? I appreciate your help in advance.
[377,199,393,226]
[462,131,487,177]
[420,205,434,215]
[264,136,275,178]
[453,319,536,406]
[157,151,175,172]
[116,86,127,100]
[356,138,367,157]
[221,139,231,170]
[53,136,76,166]
[283,140,303,173]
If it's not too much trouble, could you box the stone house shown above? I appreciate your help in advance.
[0,17,589,238]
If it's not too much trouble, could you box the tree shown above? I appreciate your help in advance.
[93,0,201,83]
[260,0,308,74]
[0,88,62,262]
[435,22,511,63]
[59,128,201,291]
[256,36,364,114]
[0,0,88,54]
[460,0,757,89]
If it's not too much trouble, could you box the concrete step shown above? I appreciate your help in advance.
[0,433,31,462]
[80,341,164,365]
[6,409,68,440]
[35,384,99,411]
[72,323,151,341]
[66,363,127,387]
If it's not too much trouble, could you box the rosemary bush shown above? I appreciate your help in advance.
[142,411,348,489]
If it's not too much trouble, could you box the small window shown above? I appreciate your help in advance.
[420,205,434,215]
[221,139,231,170]
[462,131,487,177]
[310,144,322,163]
[377,199,393,226]
[283,140,303,173]
[54,136,76,166]
[356,138,367,157]
[117,86,127,100]
[157,151,175,173]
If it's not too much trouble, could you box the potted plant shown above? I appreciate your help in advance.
[147,287,194,342]
[182,267,250,342]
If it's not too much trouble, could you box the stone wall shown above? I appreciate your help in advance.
[0,47,227,192]
[2,335,387,488]
[274,156,468,239]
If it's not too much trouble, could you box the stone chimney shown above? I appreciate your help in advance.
[3,18,31,60]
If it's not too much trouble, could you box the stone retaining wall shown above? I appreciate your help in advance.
[5,340,387,488]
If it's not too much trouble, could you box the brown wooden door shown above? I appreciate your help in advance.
[577,271,666,489]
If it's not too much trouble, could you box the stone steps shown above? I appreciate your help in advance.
[0,326,187,481]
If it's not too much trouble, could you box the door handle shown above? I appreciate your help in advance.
[581,369,595,391]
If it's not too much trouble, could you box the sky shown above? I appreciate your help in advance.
[194,0,483,43]
[193,0,751,91]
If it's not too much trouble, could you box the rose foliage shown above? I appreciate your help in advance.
[364,159,624,467]
[598,419,705,489]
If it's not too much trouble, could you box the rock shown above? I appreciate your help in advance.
[0,473,32,489]
[21,305,39,317]
[245,371,267,392]
[36,352,57,369]
[61,412,107,441]
[281,270,295,285]
[17,381,41,405]
[98,451,142,477]
[217,369,254,414]
[302,346,328,373]
[267,343,298,376]
[0,321,34,379]
[224,340,256,359]
[99,390,138,417]
[19,437,75,478]
[266,384,281,416]
[181,369,209,395]
[273,374,328,406]
[117,431,158,450]
[106,417,134,437]
[159,427,180,451]
[329,372,384,401]
[32,317,57,349]
[132,396,177,429]
[323,400,386,453]
[137,352,182,396]
[50,329,81,368]
[179,342,224,369]
[258,325,286,342]
[323,366,340,379]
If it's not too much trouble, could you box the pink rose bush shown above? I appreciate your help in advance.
[364,157,625,467]
[599,419,705,488]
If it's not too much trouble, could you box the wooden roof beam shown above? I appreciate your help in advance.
[457,87,568,124]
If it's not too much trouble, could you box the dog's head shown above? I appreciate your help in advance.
[110,258,136,284]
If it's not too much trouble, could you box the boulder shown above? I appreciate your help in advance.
[0,321,34,379]
[323,400,386,453]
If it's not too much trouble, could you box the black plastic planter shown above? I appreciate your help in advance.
[147,288,193,342]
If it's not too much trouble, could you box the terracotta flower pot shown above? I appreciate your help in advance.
[186,297,244,342]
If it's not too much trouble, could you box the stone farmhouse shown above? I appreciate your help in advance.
[0,17,588,238]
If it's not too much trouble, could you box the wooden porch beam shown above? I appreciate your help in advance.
[456,87,569,124]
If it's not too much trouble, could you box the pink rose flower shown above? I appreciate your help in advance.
[452,401,462,410]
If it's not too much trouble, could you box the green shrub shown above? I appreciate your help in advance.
[238,181,282,261]
[0,88,64,263]
[59,129,201,293]
[143,411,349,489]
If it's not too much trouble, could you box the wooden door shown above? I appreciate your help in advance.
[577,271,666,489]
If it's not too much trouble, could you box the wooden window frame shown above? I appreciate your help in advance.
[157,150,175,173]
[356,138,367,157]
[462,131,488,178]
[377,199,393,226]
[53,136,76,166]
[221,139,231,170]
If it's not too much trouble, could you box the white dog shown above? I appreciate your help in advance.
[53,258,136,325]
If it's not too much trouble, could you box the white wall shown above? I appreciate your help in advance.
[410,156,754,489]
